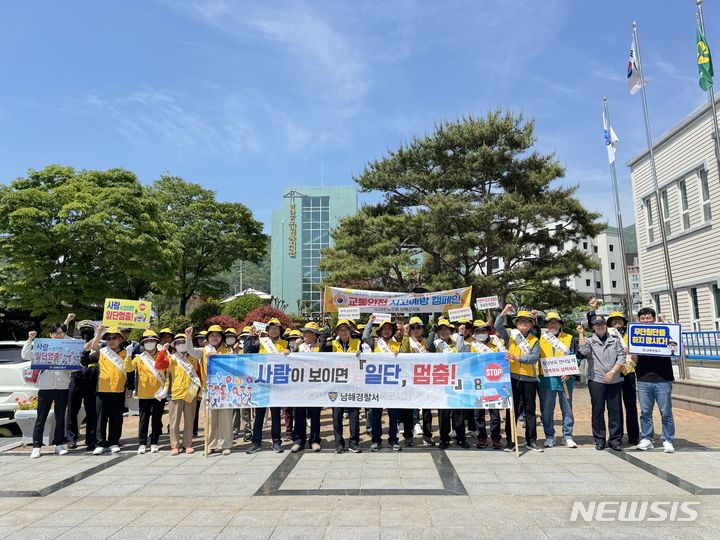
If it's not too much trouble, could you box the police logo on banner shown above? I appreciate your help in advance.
[328,391,338,402]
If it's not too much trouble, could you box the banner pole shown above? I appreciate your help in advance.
[203,399,209,458]
[508,397,519,458]
[562,380,570,400]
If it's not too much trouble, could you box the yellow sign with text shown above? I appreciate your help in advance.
[102,298,152,329]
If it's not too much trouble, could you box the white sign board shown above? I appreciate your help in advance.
[540,354,580,377]
[627,323,683,357]
[252,321,267,333]
[371,313,392,324]
[475,295,500,310]
[338,307,361,320]
[448,307,473,322]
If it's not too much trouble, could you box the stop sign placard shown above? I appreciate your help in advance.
[484,363,504,382]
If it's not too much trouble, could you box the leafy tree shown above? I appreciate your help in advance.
[189,300,222,327]
[221,294,263,322]
[0,165,179,322]
[319,112,603,307]
[149,175,267,314]
[218,238,271,295]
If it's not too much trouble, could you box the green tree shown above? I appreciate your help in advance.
[188,300,222,327]
[218,238,271,295]
[221,294,263,322]
[150,175,267,314]
[0,165,179,322]
[319,112,603,307]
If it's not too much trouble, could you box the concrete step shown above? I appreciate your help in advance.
[673,379,720,401]
[672,393,720,419]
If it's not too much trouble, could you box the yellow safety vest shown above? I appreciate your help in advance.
[508,333,539,378]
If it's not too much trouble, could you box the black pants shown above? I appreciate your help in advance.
[138,398,165,445]
[422,409,435,438]
[396,409,414,440]
[332,407,359,447]
[463,409,477,433]
[439,409,466,443]
[371,408,399,444]
[193,399,201,436]
[620,372,640,444]
[588,380,623,445]
[505,379,538,444]
[252,407,281,445]
[96,392,125,448]
[33,388,69,448]
[475,409,502,442]
[293,407,321,446]
[66,373,97,447]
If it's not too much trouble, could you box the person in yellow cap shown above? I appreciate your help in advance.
[471,319,503,450]
[402,316,433,446]
[164,334,201,455]
[83,326,132,455]
[588,298,639,446]
[495,304,542,452]
[184,324,233,455]
[244,318,289,454]
[158,328,174,346]
[539,312,578,449]
[125,330,168,454]
[290,321,327,453]
[224,328,240,353]
[326,319,362,453]
[362,315,405,452]
[431,319,464,449]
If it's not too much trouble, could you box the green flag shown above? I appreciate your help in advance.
[698,23,714,91]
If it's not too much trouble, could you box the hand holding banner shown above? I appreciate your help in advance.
[540,355,580,378]
[448,306,473,322]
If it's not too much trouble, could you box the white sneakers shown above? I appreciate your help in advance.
[637,438,655,451]
[30,448,41,459]
[137,445,147,454]
[93,446,106,455]
[564,438,578,449]
[413,423,423,435]
[663,441,675,453]
[543,438,555,448]
[54,445,68,455]
[109,445,121,454]
[150,445,159,453]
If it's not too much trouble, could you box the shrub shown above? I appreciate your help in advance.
[240,306,295,330]
[204,315,242,332]
[221,295,262,322]
[189,301,222,327]
[156,312,193,335]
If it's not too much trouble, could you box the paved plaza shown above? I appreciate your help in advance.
[1,390,719,539]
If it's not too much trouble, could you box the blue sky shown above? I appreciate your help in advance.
[0,1,715,232]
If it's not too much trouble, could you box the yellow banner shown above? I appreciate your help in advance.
[323,286,472,314]
[102,298,152,329]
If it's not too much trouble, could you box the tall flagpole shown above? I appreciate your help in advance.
[603,97,634,315]
[697,0,720,174]
[632,22,680,327]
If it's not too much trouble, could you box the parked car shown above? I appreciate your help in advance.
[0,341,38,420]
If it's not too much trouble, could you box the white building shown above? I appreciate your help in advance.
[628,97,720,331]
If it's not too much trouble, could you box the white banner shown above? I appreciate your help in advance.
[371,313,392,324]
[324,286,473,314]
[475,295,500,310]
[338,307,360,320]
[540,355,580,377]
[448,307,473,322]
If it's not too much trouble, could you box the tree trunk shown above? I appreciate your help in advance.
[179,294,190,316]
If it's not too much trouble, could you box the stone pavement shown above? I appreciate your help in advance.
[0,389,719,539]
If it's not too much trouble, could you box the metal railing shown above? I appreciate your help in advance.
[682,331,720,367]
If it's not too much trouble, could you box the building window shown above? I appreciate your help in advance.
[593,246,598,253]
[585,279,591,287]
[661,189,671,235]
[300,196,330,313]
[713,284,720,330]
[491,257,500,270]
[596,281,601,289]
[612,280,617,288]
[679,179,690,230]
[700,169,712,221]
[610,262,615,270]
[653,293,661,313]
[609,244,614,252]
[582,241,588,250]
[645,198,655,243]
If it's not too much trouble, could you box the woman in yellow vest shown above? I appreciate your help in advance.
[539,312,578,449]
[184,324,233,455]
[325,319,362,453]
[471,319,503,449]
[494,304,542,452]
[290,321,326,453]
[245,318,288,454]
[401,316,432,446]
[164,333,201,455]
[125,330,167,454]
[82,326,131,456]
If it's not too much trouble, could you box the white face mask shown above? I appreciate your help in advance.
[175,343,187,353]
[226,337,237,346]
[144,341,157,352]
[476,333,488,342]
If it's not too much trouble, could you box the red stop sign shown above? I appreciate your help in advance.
[484,363,504,382]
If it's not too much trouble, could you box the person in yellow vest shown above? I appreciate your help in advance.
[402,316,433,446]
[158,328,174,347]
[455,317,483,445]
[290,321,326,453]
[82,326,131,455]
[164,334,201,455]
[589,301,640,446]
[124,330,167,454]
[495,304,542,452]
[245,318,289,454]
[324,319,362,453]
[362,315,405,451]
[184,324,233,455]
[282,328,302,440]
[471,319,503,449]
[233,326,254,441]
[224,327,241,353]
[539,312,578,449]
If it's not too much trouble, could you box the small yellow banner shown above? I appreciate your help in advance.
[102,298,152,329]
